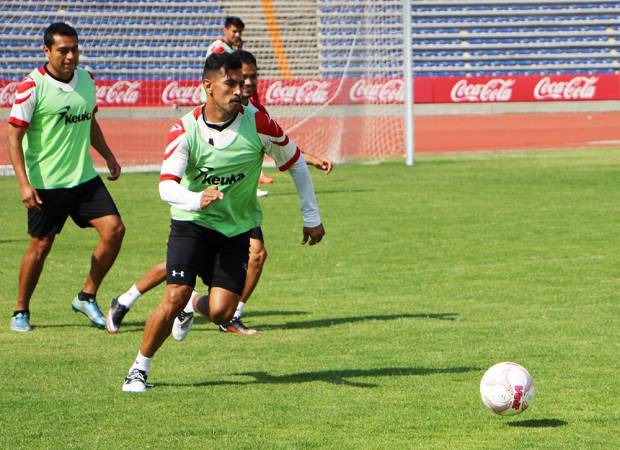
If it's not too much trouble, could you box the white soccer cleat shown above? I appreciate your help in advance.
[172,311,194,341]
[256,189,269,198]
[122,368,148,393]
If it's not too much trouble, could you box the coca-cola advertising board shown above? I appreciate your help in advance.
[436,74,618,103]
[1,74,619,107]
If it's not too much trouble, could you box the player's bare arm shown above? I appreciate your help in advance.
[91,116,121,180]
[7,123,42,209]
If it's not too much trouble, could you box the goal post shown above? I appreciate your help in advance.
[403,0,415,166]
[0,1,412,169]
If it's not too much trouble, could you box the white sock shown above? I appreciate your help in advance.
[183,291,198,314]
[233,302,246,320]
[117,284,141,308]
[130,351,152,374]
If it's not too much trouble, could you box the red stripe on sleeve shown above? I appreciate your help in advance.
[37,66,46,75]
[250,97,269,116]
[279,147,301,172]
[163,143,179,160]
[163,120,186,159]
[8,117,29,128]
[16,78,35,94]
[273,135,289,147]
[255,111,283,138]
[160,174,182,182]
[212,46,225,54]
[14,93,33,105]
[167,120,185,144]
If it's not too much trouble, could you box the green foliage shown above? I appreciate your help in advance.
[1,149,619,449]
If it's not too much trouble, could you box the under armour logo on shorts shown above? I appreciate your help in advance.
[172,270,185,277]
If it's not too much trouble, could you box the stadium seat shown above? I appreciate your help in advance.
[1,0,619,79]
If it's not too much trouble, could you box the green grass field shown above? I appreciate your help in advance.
[1,149,619,449]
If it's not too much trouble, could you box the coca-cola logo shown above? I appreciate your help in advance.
[0,81,19,107]
[96,81,141,105]
[349,79,404,103]
[451,78,514,102]
[265,80,331,105]
[162,81,202,105]
[534,76,598,100]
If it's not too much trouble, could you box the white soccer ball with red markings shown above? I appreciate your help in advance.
[480,362,535,416]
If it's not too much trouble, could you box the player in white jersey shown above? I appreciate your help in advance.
[121,53,325,392]
[171,50,331,337]
[7,23,125,332]
[106,51,331,336]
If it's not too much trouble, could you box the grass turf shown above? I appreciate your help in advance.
[0,148,619,449]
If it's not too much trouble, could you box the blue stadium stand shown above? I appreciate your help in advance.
[0,0,618,80]
[318,0,620,77]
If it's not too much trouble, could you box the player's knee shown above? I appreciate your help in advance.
[164,285,193,314]
[31,236,54,259]
[101,218,125,243]
[110,220,126,242]
[209,303,236,324]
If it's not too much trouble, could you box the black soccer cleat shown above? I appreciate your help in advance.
[106,297,130,334]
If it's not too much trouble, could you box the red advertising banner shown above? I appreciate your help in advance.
[1,74,619,108]
[433,75,618,103]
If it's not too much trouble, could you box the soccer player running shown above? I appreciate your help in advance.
[172,50,331,337]
[107,50,331,336]
[121,53,325,392]
[7,22,125,332]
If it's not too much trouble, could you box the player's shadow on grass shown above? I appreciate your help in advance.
[228,310,310,318]
[35,323,100,329]
[506,419,567,428]
[257,312,458,331]
[158,366,477,389]
[39,312,453,332]
[114,310,310,333]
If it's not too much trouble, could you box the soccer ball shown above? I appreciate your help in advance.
[480,362,535,416]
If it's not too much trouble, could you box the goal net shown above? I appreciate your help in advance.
[0,0,407,169]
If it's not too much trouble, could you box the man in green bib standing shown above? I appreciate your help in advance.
[7,22,125,332]
[122,53,325,392]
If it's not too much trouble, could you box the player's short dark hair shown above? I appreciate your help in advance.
[224,16,245,29]
[44,22,78,48]
[203,52,242,79]
[232,50,257,67]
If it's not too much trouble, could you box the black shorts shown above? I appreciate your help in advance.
[27,176,120,237]
[166,220,250,295]
[249,227,263,242]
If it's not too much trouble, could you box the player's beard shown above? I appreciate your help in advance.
[221,97,241,118]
